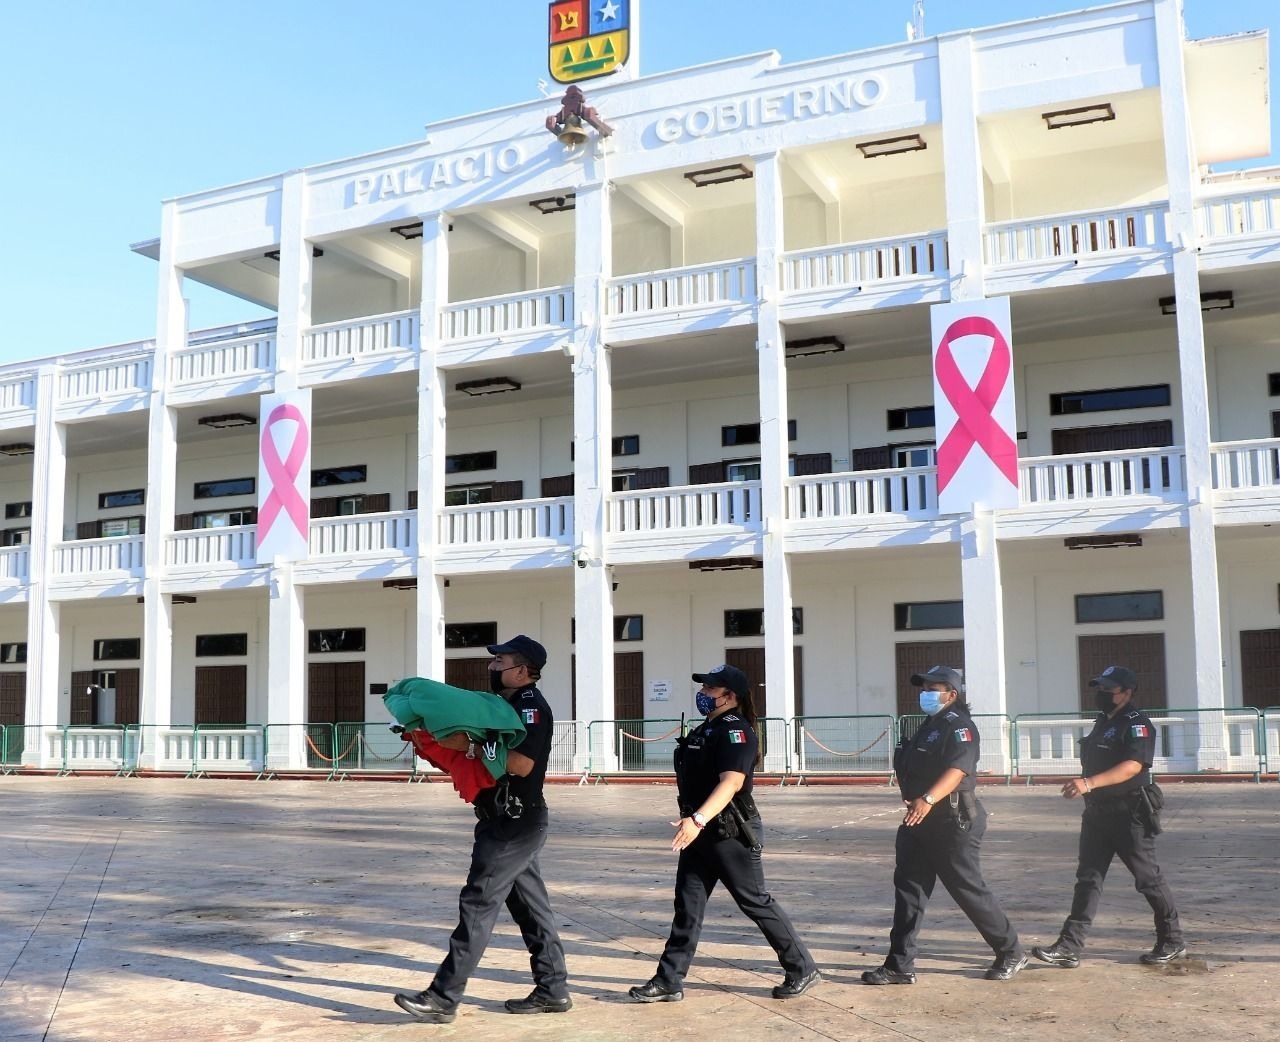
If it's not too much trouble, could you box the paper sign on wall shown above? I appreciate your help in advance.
[930,297,1019,515]
[256,390,313,564]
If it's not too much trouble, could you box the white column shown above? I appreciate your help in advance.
[754,151,795,727]
[939,34,1006,714]
[417,212,449,681]
[138,200,183,759]
[1155,0,1224,712]
[23,365,65,766]
[571,182,615,760]
[265,171,311,767]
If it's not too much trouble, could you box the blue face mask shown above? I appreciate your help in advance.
[918,690,947,715]
[695,691,720,716]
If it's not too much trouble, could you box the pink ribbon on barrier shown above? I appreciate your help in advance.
[258,404,310,541]
[934,315,1018,493]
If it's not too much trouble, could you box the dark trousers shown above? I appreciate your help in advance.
[885,804,1021,973]
[1057,801,1181,951]
[655,819,815,985]
[429,807,568,1007]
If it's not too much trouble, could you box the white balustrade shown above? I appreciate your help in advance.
[440,287,573,341]
[785,468,936,520]
[609,482,760,533]
[781,231,947,292]
[1211,438,1280,492]
[608,259,757,317]
[1197,186,1280,240]
[50,727,128,771]
[59,352,153,402]
[53,536,146,576]
[0,372,37,412]
[1019,448,1185,505]
[984,203,1168,265]
[311,512,416,557]
[1015,716,1093,776]
[171,331,276,385]
[166,526,258,568]
[0,545,29,581]
[303,310,419,364]
[438,497,573,547]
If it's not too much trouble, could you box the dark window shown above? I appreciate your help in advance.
[196,633,249,657]
[887,406,936,431]
[308,628,367,653]
[895,601,964,631]
[1075,591,1164,624]
[724,608,802,637]
[1050,385,1171,416]
[2,528,29,546]
[5,501,32,519]
[99,489,145,509]
[1269,373,1280,396]
[194,477,255,499]
[613,435,640,456]
[445,622,499,649]
[311,465,367,487]
[614,615,644,641]
[194,508,256,528]
[721,420,797,446]
[94,638,141,661]
[445,451,497,474]
[1272,411,1280,439]
[0,642,26,664]
[444,484,494,506]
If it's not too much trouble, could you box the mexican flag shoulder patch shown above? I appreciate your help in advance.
[728,729,747,744]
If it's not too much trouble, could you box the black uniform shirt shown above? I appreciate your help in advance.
[506,684,554,803]
[675,710,757,808]
[1080,706,1156,798]
[895,707,981,801]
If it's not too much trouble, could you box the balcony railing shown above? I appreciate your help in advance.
[53,536,146,577]
[438,497,573,547]
[1197,186,1280,241]
[0,545,29,582]
[302,310,418,365]
[166,526,258,569]
[1019,447,1186,505]
[0,372,37,413]
[440,287,573,341]
[171,330,276,386]
[984,203,1168,265]
[781,231,948,293]
[609,481,761,534]
[311,511,416,557]
[59,351,153,404]
[1211,438,1280,493]
[786,467,937,521]
[608,259,756,318]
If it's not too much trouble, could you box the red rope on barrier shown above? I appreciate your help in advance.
[802,726,890,758]
[617,724,681,744]
[303,733,361,763]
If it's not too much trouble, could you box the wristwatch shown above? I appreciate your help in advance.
[691,811,707,829]
[922,794,936,805]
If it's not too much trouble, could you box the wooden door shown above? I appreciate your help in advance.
[894,640,965,736]
[70,669,95,725]
[722,646,805,720]
[1077,633,1167,709]
[0,672,24,761]
[195,665,248,725]
[1240,630,1280,710]
[307,661,366,767]
[114,668,140,726]
[445,658,493,693]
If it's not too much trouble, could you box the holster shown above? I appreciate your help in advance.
[475,776,525,821]
[1138,783,1163,836]
[950,791,977,833]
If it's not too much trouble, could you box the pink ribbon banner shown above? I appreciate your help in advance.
[256,394,312,563]
[931,300,1019,513]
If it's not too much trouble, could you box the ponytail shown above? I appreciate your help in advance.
[735,689,763,768]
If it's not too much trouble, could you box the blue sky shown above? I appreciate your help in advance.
[1,0,1275,366]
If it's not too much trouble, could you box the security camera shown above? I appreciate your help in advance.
[574,547,590,569]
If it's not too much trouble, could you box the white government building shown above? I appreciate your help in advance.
[1,0,1277,775]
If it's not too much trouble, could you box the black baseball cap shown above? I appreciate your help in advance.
[487,634,547,671]
[910,665,964,691]
[1089,665,1137,692]
[692,663,750,700]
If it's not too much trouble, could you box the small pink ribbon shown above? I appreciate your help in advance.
[934,315,1018,493]
[258,404,310,541]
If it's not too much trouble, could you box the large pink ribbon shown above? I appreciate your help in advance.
[934,315,1018,492]
[258,404,311,541]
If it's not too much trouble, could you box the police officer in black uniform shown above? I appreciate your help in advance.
[862,665,1027,984]
[394,635,571,1023]
[1032,665,1185,968]
[628,663,820,1003]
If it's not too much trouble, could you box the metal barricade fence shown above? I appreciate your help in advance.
[758,716,789,774]
[793,715,896,775]
[550,720,587,775]
[1012,713,1093,778]
[587,717,683,775]
[260,723,335,776]
[55,725,130,774]
[333,722,415,776]
[0,724,13,771]
[1265,707,1280,775]
[189,725,266,776]
[1145,707,1262,778]
[895,713,1012,778]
